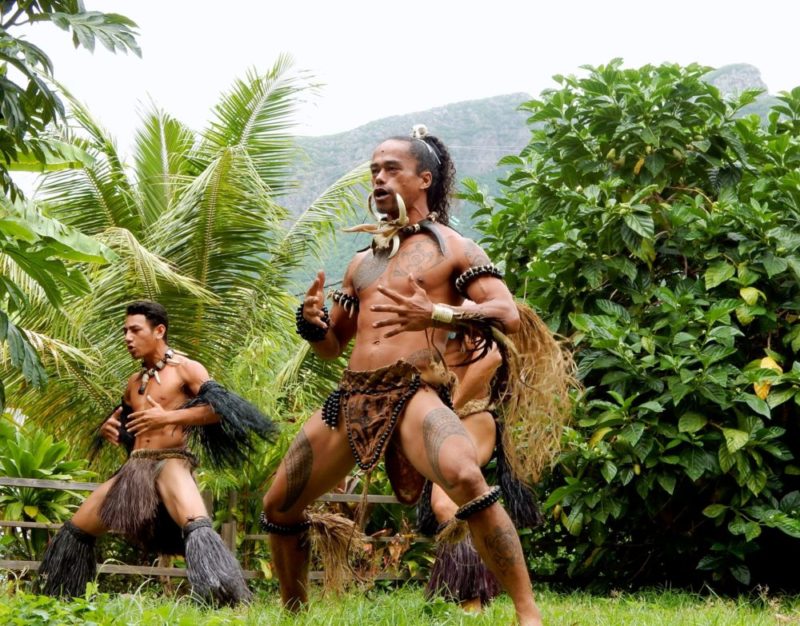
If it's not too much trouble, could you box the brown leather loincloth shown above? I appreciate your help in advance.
[99,448,199,554]
[333,359,453,505]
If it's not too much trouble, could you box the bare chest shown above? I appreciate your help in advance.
[127,365,189,411]
[352,236,452,294]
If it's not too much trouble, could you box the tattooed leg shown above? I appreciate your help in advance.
[422,407,475,489]
[262,409,355,610]
[280,430,313,513]
[399,391,542,625]
[467,504,542,626]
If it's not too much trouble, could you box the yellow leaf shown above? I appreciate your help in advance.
[23,505,38,519]
[739,287,764,306]
[633,156,645,175]
[754,381,771,400]
[589,426,613,447]
[754,356,783,399]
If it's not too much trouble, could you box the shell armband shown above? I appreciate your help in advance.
[454,264,504,297]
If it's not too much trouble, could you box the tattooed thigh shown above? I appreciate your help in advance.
[422,407,475,489]
[279,430,313,512]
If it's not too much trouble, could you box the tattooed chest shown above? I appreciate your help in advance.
[353,239,447,292]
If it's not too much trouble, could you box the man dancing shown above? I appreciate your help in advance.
[38,301,275,605]
[262,126,569,625]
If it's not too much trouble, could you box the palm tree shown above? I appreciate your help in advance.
[5,55,367,458]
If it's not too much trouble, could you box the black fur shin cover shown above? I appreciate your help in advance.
[425,535,501,605]
[183,381,277,469]
[38,521,97,598]
[183,517,252,606]
[496,421,544,530]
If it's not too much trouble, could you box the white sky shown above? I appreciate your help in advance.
[17,0,799,155]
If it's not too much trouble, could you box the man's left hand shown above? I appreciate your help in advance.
[128,396,173,436]
[371,274,435,338]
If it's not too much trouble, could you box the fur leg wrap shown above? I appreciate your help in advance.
[183,517,252,606]
[425,535,501,605]
[38,521,97,598]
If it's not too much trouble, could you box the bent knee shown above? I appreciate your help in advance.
[262,486,305,523]
[442,463,486,498]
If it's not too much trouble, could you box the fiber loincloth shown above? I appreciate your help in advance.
[99,448,199,555]
[332,359,453,505]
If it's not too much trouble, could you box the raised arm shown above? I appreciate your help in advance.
[298,266,358,360]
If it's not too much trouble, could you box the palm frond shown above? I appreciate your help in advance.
[201,55,313,194]
[133,105,196,227]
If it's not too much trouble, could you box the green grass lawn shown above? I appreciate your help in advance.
[2,584,800,625]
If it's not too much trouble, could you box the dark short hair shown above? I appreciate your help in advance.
[126,301,169,342]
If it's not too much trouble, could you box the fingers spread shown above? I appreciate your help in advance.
[376,285,403,302]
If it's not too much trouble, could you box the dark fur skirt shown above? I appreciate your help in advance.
[99,448,198,555]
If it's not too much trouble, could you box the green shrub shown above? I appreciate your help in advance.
[468,59,800,588]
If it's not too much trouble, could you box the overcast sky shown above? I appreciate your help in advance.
[18,0,799,156]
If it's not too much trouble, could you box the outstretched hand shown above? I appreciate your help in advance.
[99,406,122,446]
[127,395,172,437]
[371,274,435,338]
[303,270,328,330]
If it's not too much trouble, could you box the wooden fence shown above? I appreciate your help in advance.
[0,476,424,583]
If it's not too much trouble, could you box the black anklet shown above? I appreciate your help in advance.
[295,304,330,342]
[455,486,502,520]
[259,512,311,535]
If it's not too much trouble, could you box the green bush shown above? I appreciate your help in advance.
[468,59,800,589]
[0,418,94,559]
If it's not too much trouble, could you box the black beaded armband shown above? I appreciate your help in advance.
[455,264,504,297]
[295,304,330,342]
[455,486,502,520]
[259,512,311,535]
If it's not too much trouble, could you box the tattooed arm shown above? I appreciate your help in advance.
[452,238,520,333]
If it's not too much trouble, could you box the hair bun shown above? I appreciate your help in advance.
[411,124,429,139]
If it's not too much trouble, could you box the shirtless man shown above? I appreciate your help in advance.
[38,301,273,605]
[262,127,543,625]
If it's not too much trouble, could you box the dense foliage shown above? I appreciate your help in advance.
[469,60,800,588]
[0,1,136,407]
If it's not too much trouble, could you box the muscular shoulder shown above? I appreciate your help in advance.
[449,233,492,273]
[171,355,211,394]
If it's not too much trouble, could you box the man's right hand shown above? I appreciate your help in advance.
[100,406,123,446]
[303,270,328,329]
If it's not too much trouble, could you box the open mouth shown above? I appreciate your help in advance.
[373,188,391,201]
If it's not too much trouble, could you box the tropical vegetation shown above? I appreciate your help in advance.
[469,59,800,589]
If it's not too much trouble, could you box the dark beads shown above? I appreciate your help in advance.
[295,304,330,342]
[455,486,502,520]
[259,512,311,535]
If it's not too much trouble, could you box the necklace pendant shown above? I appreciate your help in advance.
[154,370,161,385]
